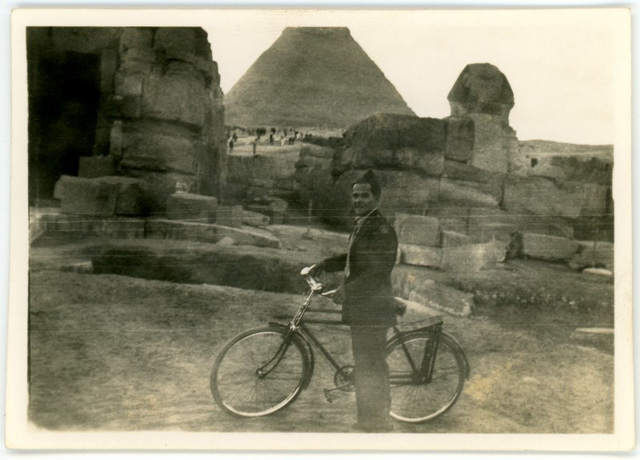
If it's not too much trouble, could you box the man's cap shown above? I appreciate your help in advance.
[352,169,381,198]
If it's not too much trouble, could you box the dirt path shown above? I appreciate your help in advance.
[28,270,613,434]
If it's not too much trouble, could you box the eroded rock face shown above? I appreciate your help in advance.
[27,27,226,210]
[338,114,446,176]
[112,27,225,205]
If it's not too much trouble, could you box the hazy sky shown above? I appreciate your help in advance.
[204,9,626,145]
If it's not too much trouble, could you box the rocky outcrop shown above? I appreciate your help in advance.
[166,192,218,223]
[337,114,445,176]
[27,27,226,210]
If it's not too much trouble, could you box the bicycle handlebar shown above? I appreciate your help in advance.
[301,265,324,292]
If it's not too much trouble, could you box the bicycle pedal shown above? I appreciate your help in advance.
[323,389,334,403]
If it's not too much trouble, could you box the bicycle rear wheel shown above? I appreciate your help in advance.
[211,326,309,417]
[386,331,466,423]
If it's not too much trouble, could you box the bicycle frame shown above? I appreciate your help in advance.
[211,266,470,422]
[270,268,450,397]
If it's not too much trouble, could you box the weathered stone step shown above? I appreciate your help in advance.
[30,209,280,249]
[144,219,280,248]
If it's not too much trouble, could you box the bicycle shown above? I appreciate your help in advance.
[210,266,471,423]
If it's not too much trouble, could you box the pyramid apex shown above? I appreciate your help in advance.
[282,26,351,37]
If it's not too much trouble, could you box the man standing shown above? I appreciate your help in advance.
[312,170,398,432]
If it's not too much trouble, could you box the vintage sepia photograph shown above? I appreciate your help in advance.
[7,7,634,451]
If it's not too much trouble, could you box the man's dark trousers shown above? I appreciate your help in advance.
[351,325,390,426]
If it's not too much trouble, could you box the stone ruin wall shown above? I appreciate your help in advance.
[294,63,613,272]
[28,27,226,214]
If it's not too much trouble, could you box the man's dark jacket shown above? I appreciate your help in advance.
[320,209,398,326]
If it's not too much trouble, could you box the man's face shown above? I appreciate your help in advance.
[352,183,378,217]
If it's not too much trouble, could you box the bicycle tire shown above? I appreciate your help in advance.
[211,325,310,417]
[386,330,466,423]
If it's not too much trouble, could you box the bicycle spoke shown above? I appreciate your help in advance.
[387,332,466,422]
[212,328,308,417]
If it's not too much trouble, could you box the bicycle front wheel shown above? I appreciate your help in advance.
[211,326,309,417]
[386,331,466,423]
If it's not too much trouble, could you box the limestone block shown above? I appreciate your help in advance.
[341,114,445,172]
[120,28,154,51]
[443,160,505,185]
[122,47,157,64]
[395,148,445,177]
[569,240,614,270]
[78,156,117,178]
[519,233,580,261]
[515,141,613,185]
[165,61,205,86]
[472,223,516,243]
[249,178,276,188]
[467,207,574,238]
[154,28,198,55]
[216,205,244,228]
[441,239,507,272]
[98,176,147,215]
[408,280,473,317]
[444,116,474,162]
[164,49,215,76]
[141,73,208,128]
[299,144,335,161]
[394,213,441,247]
[51,27,119,54]
[119,125,198,174]
[468,114,511,174]
[275,178,300,192]
[54,175,119,216]
[145,219,280,248]
[246,186,272,204]
[245,204,271,216]
[166,192,218,222]
[227,154,297,201]
[398,244,442,268]
[503,176,610,219]
[439,178,501,208]
[243,210,270,227]
[114,72,145,97]
[426,207,469,234]
[124,170,196,213]
[100,48,118,94]
[268,199,289,225]
[441,230,471,248]
[106,94,143,119]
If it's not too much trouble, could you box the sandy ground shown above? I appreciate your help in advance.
[28,260,613,434]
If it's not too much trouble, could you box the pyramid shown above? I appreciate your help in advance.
[224,27,415,129]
